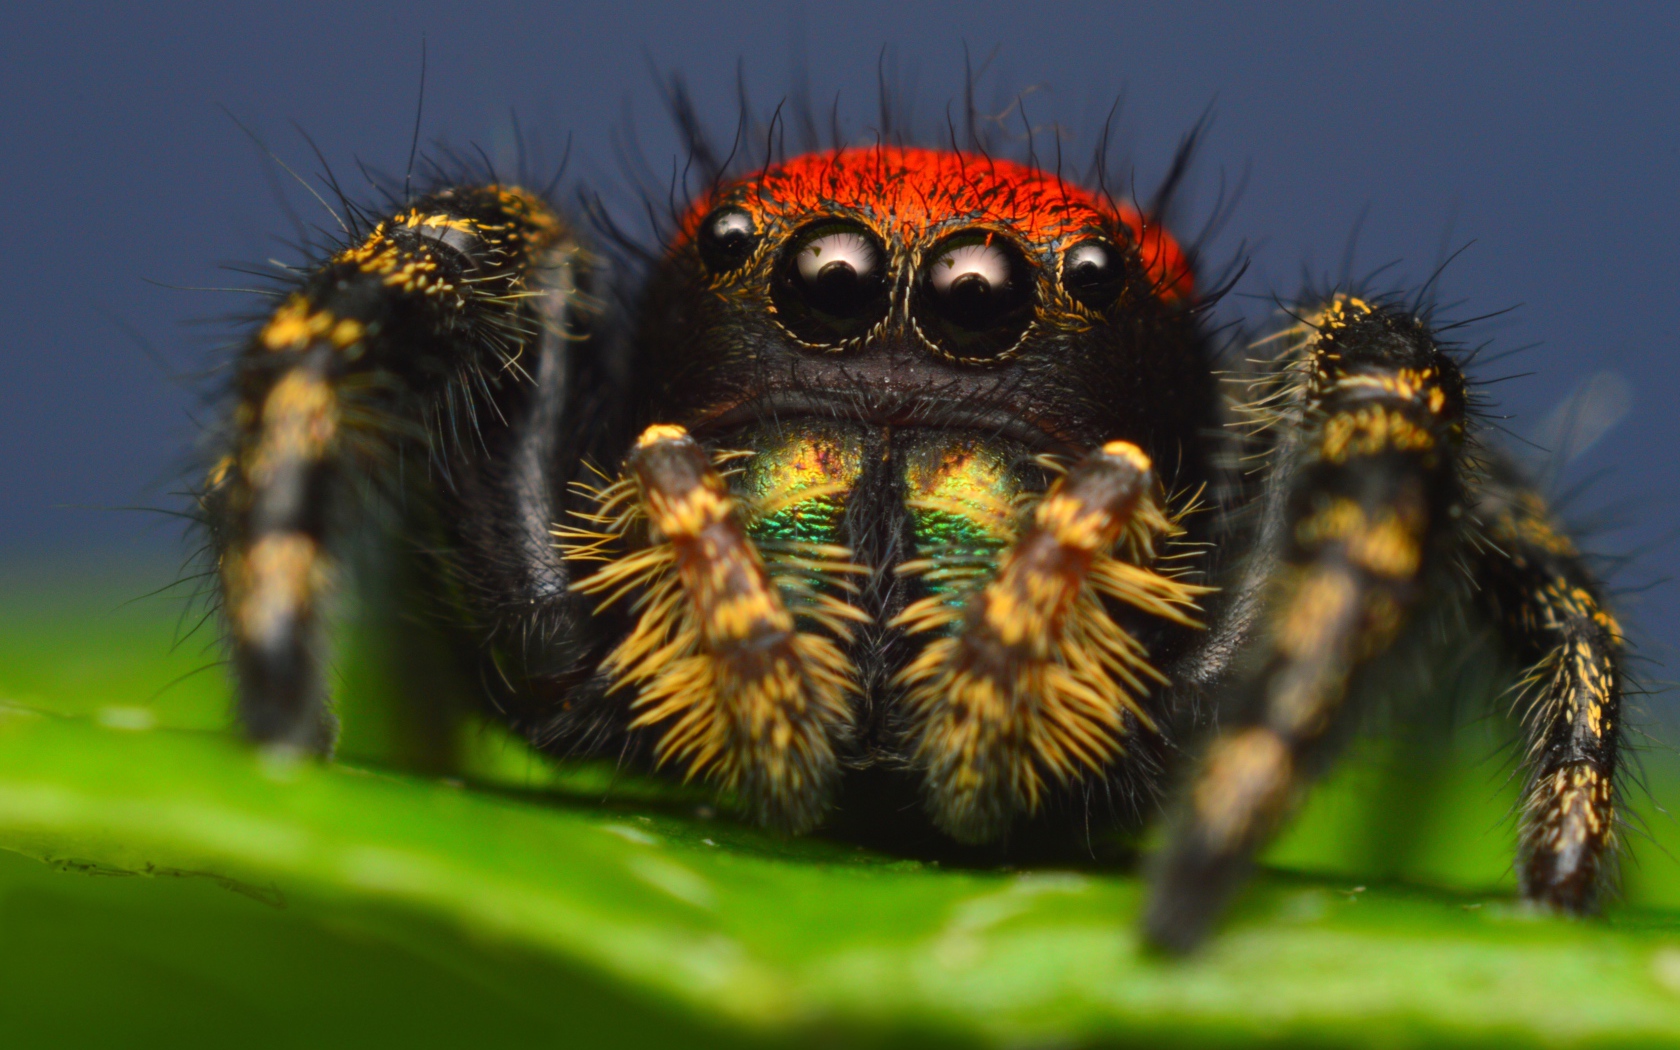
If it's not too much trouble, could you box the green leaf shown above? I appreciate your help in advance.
[3,560,1680,1047]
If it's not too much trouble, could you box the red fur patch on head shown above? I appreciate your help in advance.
[679,146,1193,303]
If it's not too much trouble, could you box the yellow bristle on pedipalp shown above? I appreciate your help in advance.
[557,426,864,832]
[893,440,1209,842]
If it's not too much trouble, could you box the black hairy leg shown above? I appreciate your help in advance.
[1142,296,1470,951]
[202,184,579,750]
[1471,461,1624,910]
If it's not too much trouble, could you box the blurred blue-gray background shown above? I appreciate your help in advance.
[3,2,1676,705]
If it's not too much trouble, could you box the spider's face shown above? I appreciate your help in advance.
[632,147,1208,453]
[625,147,1218,580]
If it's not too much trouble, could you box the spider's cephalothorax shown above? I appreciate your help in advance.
[203,142,1626,952]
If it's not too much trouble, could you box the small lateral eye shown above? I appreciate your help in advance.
[914,230,1035,362]
[698,206,758,272]
[771,222,891,346]
[1061,238,1127,309]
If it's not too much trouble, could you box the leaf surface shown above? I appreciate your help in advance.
[2,563,1678,1048]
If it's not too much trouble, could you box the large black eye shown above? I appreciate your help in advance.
[698,206,758,272]
[913,230,1035,362]
[1061,238,1127,309]
[771,222,890,345]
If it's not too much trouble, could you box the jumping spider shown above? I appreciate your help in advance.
[202,104,1623,951]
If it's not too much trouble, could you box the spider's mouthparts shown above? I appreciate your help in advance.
[701,393,1071,454]
[686,367,1079,455]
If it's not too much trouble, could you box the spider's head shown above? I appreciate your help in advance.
[619,147,1217,588]
[632,147,1209,456]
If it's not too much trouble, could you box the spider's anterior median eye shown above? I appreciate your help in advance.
[1061,238,1128,309]
[772,222,890,345]
[698,206,758,272]
[914,230,1036,362]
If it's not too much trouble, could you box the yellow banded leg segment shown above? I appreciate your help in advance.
[569,425,858,833]
[209,183,570,750]
[895,441,1203,843]
[218,346,346,750]
[1477,474,1623,911]
[1143,296,1466,952]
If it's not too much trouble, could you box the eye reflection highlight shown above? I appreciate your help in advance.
[927,238,1013,297]
[772,222,891,347]
[913,230,1036,362]
[794,229,881,287]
